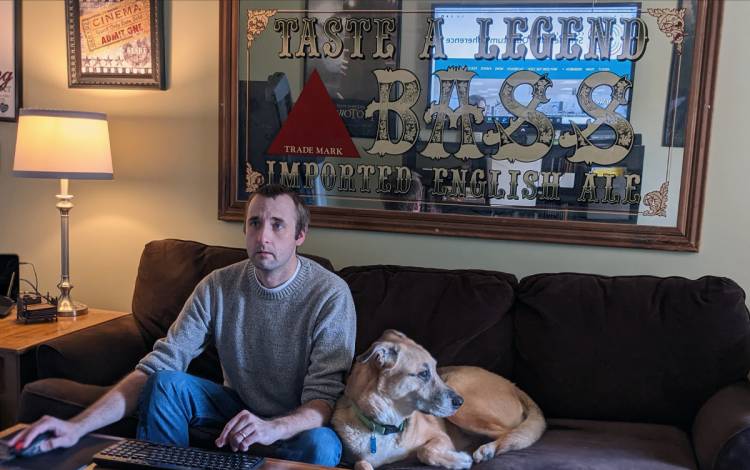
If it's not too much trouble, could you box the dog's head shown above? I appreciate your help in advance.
[351,329,464,418]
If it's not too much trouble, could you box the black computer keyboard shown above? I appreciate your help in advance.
[92,438,265,470]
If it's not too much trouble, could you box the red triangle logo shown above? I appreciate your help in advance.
[267,69,360,158]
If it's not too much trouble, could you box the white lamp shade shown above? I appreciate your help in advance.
[13,109,113,179]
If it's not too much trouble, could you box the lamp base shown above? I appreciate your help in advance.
[57,301,89,317]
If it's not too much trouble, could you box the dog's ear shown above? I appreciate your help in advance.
[356,341,399,369]
[382,329,407,340]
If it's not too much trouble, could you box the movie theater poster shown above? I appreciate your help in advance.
[219,0,721,251]
[64,0,165,88]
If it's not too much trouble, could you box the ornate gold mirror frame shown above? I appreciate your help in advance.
[220,0,722,251]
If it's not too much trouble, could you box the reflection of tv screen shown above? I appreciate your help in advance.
[238,75,294,200]
[431,3,639,126]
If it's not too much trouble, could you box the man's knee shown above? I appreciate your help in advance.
[294,427,342,466]
[141,370,193,405]
[148,370,191,391]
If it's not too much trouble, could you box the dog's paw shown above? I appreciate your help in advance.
[445,451,474,469]
[354,460,374,470]
[472,442,498,463]
[420,449,473,469]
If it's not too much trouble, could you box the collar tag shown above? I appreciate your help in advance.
[370,434,377,454]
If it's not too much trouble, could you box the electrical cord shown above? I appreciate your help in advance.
[22,261,38,290]
[18,262,58,305]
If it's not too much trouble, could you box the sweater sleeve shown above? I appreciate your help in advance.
[136,275,214,375]
[300,285,357,408]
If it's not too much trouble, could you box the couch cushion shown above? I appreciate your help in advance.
[37,315,148,386]
[380,419,696,470]
[131,239,334,383]
[339,265,517,376]
[514,273,750,428]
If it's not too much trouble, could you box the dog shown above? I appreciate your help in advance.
[332,330,545,470]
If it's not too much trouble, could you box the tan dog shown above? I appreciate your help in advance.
[332,330,545,470]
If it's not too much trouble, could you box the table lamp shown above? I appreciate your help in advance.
[12,109,113,316]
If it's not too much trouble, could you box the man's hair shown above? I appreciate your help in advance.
[382,172,425,212]
[244,184,310,238]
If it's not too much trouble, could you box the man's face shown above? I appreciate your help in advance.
[245,194,305,275]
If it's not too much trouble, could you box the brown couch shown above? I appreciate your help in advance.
[19,239,750,470]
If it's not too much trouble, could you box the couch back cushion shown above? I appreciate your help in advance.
[132,239,334,382]
[514,273,750,428]
[339,265,517,376]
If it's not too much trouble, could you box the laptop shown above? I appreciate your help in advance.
[0,254,19,299]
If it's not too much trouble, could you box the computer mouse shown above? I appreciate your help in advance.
[14,431,55,458]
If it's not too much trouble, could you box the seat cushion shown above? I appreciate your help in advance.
[514,273,750,428]
[379,419,697,470]
[339,265,517,376]
[487,419,698,470]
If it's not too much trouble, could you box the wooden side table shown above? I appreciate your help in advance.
[0,308,130,428]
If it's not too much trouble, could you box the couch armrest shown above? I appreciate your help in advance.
[19,378,139,437]
[37,315,149,386]
[693,381,750,470]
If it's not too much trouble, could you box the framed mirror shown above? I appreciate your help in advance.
[219,0,722,251]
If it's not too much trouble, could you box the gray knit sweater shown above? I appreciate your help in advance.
[136,256,356,418]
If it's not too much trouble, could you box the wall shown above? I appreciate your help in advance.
[0,0,748,313]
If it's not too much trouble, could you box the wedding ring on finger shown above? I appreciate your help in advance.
[238,431,246,441]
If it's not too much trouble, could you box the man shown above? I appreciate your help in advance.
[10,185,357,466]
[382,171,426,213]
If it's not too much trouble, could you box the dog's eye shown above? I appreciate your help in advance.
[417,369,431,381]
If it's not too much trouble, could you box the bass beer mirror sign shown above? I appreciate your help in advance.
[219,0,720,251]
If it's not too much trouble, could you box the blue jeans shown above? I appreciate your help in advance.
[137,370,342,466]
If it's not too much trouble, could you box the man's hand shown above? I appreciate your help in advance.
[6,415,84,453]
[215,410,284,452]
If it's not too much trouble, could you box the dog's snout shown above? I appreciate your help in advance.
[450,392,464,409]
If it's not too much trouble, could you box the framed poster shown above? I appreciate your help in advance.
[220,0,723,251]
[64,0,166,89]
[0,0,21,122]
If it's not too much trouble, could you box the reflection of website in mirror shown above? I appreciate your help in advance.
[431,4,638,126]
